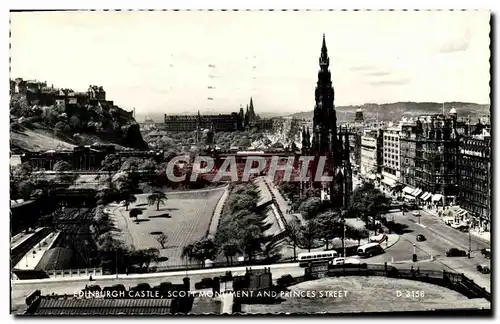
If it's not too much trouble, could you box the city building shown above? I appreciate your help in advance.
[164,111,242,132]
[458,128,491,231]
[163,97,272,133]
[381,124,401,190]
[11,78,114,107]
[360,129,382,179]
[399,108,468,206]
[354,108,364,123]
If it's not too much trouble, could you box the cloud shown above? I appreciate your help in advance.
[368,78,411,86]
[365,71,392,77]
[439,29,471,53]
[348,65,377,71]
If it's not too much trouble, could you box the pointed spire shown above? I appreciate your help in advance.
[319,34,329,68]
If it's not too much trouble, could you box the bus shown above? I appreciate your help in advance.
[297,251,339,267]
[357,243,384,258]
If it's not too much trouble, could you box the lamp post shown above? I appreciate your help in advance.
[412,244,417,262]
[115,249,118,278]
[468,229,472,259]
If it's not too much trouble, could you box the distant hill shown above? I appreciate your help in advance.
[285,102,491,122]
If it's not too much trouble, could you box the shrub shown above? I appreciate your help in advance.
[277,274,295,287]
[133,283,151,291]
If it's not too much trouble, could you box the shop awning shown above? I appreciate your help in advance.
[382,178,397,187]
[421,192,432,201]
[432,194,443,202]
[411,188,423,197]
[402,186,415,195]
[457,209,468,217]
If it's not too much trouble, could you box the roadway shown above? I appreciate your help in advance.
[380,209,491,292]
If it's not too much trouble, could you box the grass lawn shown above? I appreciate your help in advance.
[109,187,225,267]
[242,276,489,314]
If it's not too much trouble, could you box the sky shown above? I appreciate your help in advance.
[10,10,491,115]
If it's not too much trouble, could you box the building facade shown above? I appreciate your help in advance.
[458,130,491,231]
[163,112,242,132]
[381,125,401,187]
[400,119,418,188]
[399,109,468,205]
[360,129,381,177]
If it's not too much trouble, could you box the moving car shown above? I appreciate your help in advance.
[412,211,420,216]
[481,248,491,259]
[446,248,467,257]
[476,264,490,274]
[416,234,426,242]
[332,257,345,266]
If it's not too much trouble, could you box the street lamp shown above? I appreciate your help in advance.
[468,229,472,259]
[412,244,417,262]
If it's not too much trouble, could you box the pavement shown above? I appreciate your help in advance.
[263,177,306,226]
[207,185,230,238]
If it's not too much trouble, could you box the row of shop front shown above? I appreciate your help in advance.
[380,177,446,206]
[361,172,487,233]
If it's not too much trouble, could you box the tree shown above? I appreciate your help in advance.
[239,224,264,262]
[100,154,121,188]
[192,238,217,267]
[54,121,70,136]
[350,182,391,224]
[143,248,160,269]
[17,180,34,200]
[53,160,77,184]
[129,208,142,222]
[300,221,320,252]
[69,115,82,132]
[123,193,137,211]
[140,159,157,185]
[345,225,369,246]
[147,190,167,211]
[220,241,240,266]
[12,162,33,180]
[181,244,195,265]
[298,197,323,220]
[314,210,341,250]
[157,233,168,249]
[286,220,302,261]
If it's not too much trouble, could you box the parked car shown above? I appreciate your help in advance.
[481,248,491,259]
[416,234,426,242]
[446,248,467,257]
[476,264,490,274]
[412,211,420,216]
[194,278,214,290]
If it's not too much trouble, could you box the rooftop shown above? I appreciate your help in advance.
[31,297,173,315]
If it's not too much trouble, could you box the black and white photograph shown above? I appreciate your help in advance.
[8,9,491,315]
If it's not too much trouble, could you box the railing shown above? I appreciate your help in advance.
[324,265,491,302]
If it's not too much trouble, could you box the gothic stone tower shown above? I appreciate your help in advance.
[311,34,344,208]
